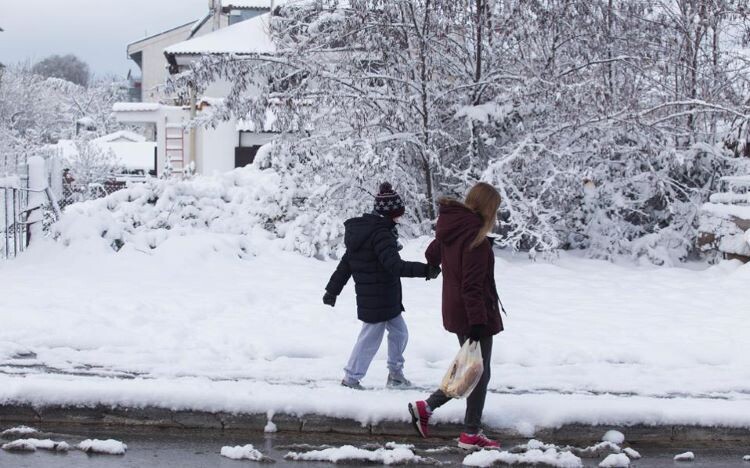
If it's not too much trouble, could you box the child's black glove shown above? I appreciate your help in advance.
[322,291,337,307]
[426,264,441,280]
[467,324,485,342]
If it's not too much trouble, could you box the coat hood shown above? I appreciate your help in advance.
[434,201,482,245]
[344,213,393,251]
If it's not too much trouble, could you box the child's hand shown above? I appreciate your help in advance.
[426,264,441,280]
[322,291,337,307]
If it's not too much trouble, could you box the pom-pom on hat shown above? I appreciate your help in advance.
[373,182,405,219]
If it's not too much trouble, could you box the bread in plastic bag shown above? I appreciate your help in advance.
[439,340,484,399]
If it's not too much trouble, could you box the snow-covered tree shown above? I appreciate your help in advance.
[173,0,750,262]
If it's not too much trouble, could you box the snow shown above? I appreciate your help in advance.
[1,438,70,452]
[622,447,641,459]
[462,447,583,467]
[0,425,38,437]
[599,453,630,467]
[220,444,265,461]
[77,439,127,455]
[52,139,156,172]
[0,175,20,188]
[112,102,161,112]
[285,444,430,465]
[265,410,278,433]
[1,170,750,432]
[674,451,695,461]
[224,0,292,7]
[743,454,750,461]
[165,14,275,56]
[93,130,147,144]
[701,202,750,220]
[602,430,625,445]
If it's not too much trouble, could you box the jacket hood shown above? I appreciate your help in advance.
[344,213,393,251]
[434,201,482,245]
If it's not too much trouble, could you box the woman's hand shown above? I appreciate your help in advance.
[426,264,442,280]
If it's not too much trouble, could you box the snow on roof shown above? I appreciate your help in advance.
[237,110,278,133]
[224,0,276,8]
[93,131,147,144]
[52,139,156,171]
[224,0,297,8]
[128,21,197,49]
[112,103,161,113]
[165,13,275,56]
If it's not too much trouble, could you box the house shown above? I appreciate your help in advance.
[114,1,282,177]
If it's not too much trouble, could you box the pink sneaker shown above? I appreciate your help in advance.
[458,431,501,450]
[408,401,431,438]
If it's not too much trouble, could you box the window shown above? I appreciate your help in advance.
[235,145,261,168]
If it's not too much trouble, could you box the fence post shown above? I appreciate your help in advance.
[27,156,46,245]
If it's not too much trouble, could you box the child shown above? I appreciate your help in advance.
[323,182,441,389]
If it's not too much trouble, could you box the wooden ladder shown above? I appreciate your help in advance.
[165,120,186,175]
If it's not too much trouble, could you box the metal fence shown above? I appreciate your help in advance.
[59,182,126,211]
[1,181,62,260]
[1,185,29,259]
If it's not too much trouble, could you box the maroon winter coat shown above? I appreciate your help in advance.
[425,202,503,337]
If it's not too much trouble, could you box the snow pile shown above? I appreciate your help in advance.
[673,451,695,461]
[264,421,278,433]
[599,453,629,467]
[462,447,583,467]
[220,444,265,461]
[0,426,38,438]
[622,448,641,459]
[601,430,625,445]
[53,164,330,256]
[743,454,750,461]
[284,444,435,465]
[570,441,622,457]
[77,439,127,455]
[1,438,70,452]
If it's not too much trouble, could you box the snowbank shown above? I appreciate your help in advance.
[77,439,127,455]
[462,447,582,467]
[285,444,433,465]
[54,165,287,254]
[2,438,70,452]
[0,426,38,437]
[674,451,695,461]
[220,444,265,461]
[2,236,750,432]
[599,453,630,467]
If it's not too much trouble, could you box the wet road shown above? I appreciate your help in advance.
[0,426,748,467]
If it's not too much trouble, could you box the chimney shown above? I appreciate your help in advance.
[210,0,222,31]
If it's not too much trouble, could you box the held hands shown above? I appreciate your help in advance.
[322,291,337,307]
[468,324,486,342]
[426,264,441,281]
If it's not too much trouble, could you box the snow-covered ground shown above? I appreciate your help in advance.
[1,232,750,434]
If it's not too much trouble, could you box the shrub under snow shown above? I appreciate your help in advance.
[53,165,346,258]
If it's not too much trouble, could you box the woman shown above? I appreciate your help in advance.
[408,182,504,450]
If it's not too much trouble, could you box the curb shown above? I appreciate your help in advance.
[2,404,750,445]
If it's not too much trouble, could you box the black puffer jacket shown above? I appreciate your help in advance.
[325,213,429,323]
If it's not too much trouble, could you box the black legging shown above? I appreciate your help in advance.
[425,334,493,434]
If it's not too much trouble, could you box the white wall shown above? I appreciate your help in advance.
[130,25,194,103]
[197,119,238,175]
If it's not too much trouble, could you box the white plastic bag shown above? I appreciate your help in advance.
[439,340,484,399]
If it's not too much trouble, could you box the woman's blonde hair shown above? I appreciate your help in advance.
[464,182,502,248]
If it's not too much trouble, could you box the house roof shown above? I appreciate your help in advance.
[112,103,162,113]
[223,1,284,9]
[164,13,275,56]
[127,21,197,50]
[93,130,147,144]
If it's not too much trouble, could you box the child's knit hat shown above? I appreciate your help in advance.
[373,182,405,219]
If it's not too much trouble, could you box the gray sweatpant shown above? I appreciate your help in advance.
[344,314,408,382]
[425,335,493,434]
